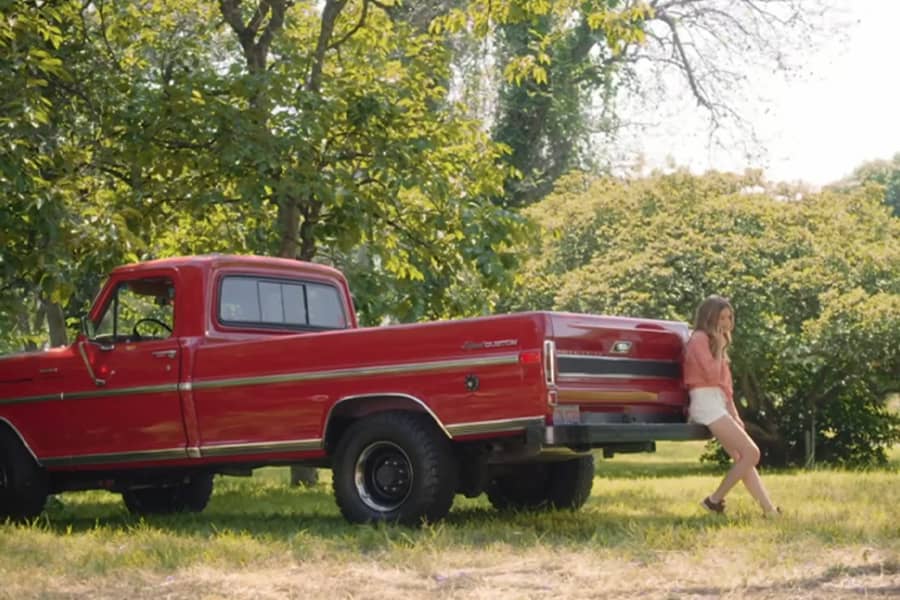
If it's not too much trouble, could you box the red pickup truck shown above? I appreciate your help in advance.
[0,255,708,524]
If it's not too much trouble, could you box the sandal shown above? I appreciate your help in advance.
[701,496,726,514]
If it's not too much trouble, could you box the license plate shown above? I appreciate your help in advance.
[553,404,581,425]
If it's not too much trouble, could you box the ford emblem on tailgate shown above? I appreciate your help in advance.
[611,340,632,354]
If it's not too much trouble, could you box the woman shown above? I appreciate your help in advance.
[683,295,780,517]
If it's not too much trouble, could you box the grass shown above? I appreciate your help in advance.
[2,443,898,599]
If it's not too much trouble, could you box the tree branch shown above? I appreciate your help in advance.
[656,12,712,110]
[328,0,369,51]
[307,0,347,93]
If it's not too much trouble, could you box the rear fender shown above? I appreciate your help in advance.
[0,417,41,465]
[323,393,450,454]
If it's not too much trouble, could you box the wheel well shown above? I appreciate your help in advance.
[0,418,39,463]
[323,395,450,455]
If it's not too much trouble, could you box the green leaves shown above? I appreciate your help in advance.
[510,169,900,466]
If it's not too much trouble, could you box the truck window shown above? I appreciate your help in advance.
[94,278,175,343]
[219,276,346,330]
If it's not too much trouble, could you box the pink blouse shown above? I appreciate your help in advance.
[682,330,733,402]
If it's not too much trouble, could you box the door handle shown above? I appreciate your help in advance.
[152,350,177,359]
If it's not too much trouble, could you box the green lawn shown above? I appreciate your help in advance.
[2,442,897,598]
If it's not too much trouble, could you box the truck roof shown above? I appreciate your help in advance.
[110,254,345,279]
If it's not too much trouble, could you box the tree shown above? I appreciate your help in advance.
[431,0,829,207]
[507,169,900,466]
[132,0,528,324]
[1,0,531,350]
[0,1,140,350]
[830,153,900,217]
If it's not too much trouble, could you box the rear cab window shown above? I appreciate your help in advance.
[217,275,347,331]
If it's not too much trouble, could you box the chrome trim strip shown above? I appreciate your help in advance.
[65,383,178,400]
[0,384,180,406]
[0,354,520,407]
[191,354,519,391]
[186,446,202,458]
[200,438,323,458]
[41,447,189,468]
[0,392,63,406]
[445,416,544,437]
[0,417,41,463]
[328,393,452,439]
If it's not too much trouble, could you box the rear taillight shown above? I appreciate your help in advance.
[543,340,557,386]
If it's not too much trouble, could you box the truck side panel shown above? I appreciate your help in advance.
[188,313,549,458]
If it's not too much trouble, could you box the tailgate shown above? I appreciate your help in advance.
[547,312,690,423]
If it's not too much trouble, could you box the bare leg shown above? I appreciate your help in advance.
[720,443,777,513]
[706,415,765,506]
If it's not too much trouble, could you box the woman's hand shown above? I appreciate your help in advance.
[711,329,728,358]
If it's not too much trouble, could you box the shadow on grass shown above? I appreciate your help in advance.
[596,460,725,479]
[30,482,739,555]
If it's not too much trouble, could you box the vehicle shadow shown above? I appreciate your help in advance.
[33,483,739,552]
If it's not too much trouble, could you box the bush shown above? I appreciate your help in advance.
[507,170,900,467]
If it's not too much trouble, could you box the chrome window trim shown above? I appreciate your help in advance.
[216,274,348,331]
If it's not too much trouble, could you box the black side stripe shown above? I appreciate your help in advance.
[557,356,681,379]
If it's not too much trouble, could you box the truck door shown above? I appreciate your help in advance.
[51,274,188,465]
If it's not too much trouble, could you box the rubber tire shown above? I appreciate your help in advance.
[487,455,595,511]
[486,463,551,511]
[332,412,458,526]
[0,429,48,521]
[546,454,595,509]
[122,473,214,515]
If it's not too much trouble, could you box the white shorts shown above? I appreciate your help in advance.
[688,387,729,425]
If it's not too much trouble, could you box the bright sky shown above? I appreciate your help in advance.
[628,0,900,187]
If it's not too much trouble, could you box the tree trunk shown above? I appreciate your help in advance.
[277,198,301,259]
[44,299,68,347]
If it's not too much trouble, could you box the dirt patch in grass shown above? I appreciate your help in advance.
[6,547,898,600]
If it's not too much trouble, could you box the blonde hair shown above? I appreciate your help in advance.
[692,294,734,358]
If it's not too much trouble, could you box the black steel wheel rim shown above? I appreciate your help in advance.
[354,441,413,512]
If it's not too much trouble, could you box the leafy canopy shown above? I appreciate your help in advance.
[509,170,900,466]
